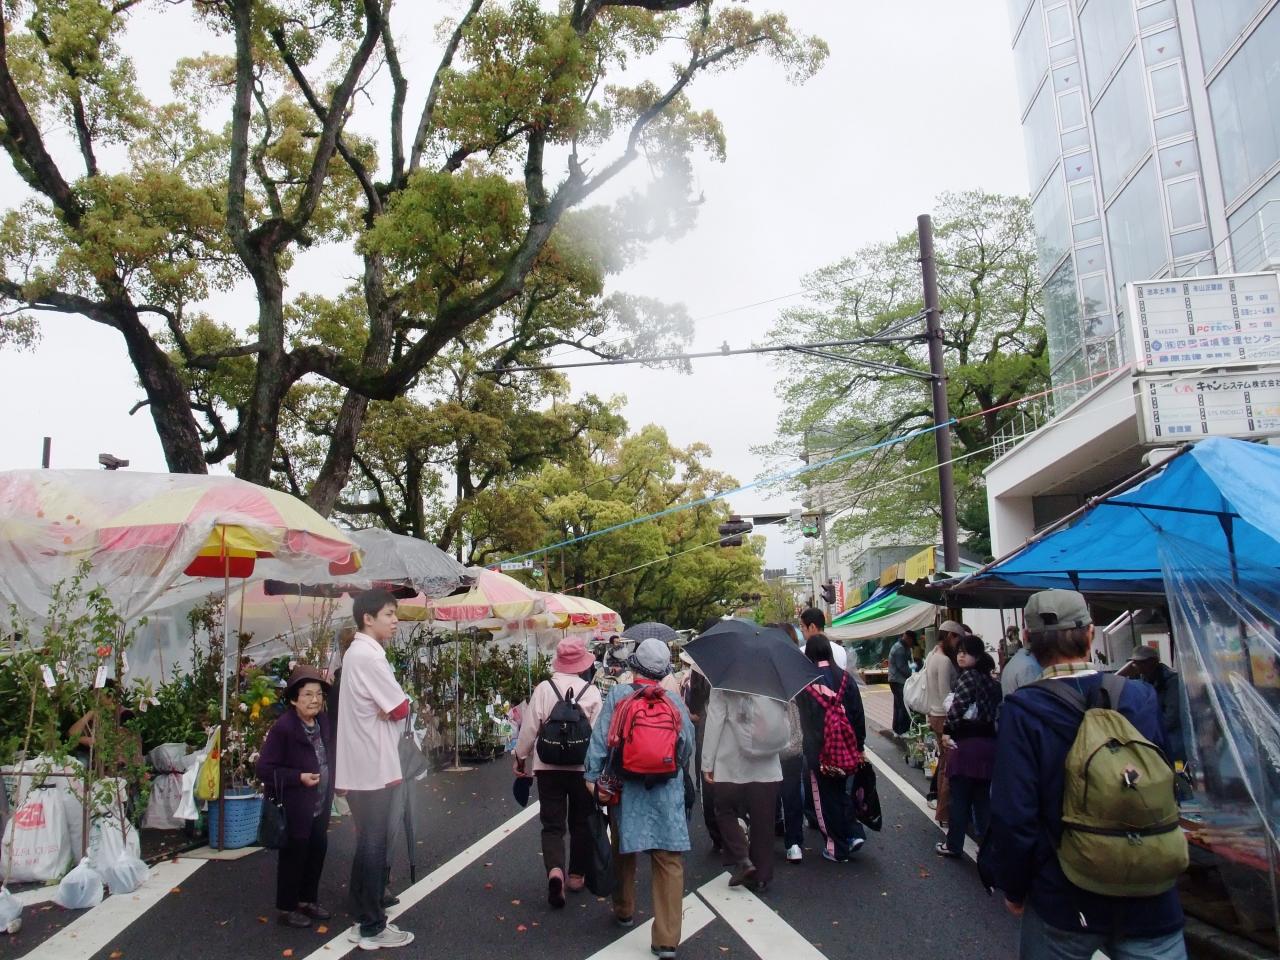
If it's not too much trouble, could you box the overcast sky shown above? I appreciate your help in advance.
[0,1,1030,573]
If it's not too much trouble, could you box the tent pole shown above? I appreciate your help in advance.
[448,620,472,773]
[217,536,229,851]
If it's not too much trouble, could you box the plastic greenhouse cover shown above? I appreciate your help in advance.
[1160,532,1280,935]
[0,470,359,630]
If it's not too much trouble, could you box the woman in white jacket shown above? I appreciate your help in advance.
[701,688,789,892]
[514,636,603,908]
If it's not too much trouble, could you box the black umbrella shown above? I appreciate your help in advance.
[621,621,679,643]
[683,619,822,702]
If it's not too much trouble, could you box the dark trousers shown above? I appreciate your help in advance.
[889,682,911,734]
[778,756,804,848]
[694,724,723,849]
[347,784,397,937]
[810,769,857,859]
[946,775,991,854]
[714,780,780,885]
[536,770,592,877]
[276,812,329,911]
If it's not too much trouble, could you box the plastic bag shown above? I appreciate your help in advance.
[53,857,104,910]
[194,729,220,802]
[903,668,929,715]
[100,847,149,895]
[143,773,186,830]
[3,755,85,859]
[0,887,21,934]
[88,816,141,881]
[146,743,190,773]
[1,789,71,883]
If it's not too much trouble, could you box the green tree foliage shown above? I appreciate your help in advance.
[0,0,826,513]
[764,191,1049,560]
[469,423,763,628]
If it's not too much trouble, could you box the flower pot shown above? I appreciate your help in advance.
[206,787,261,850]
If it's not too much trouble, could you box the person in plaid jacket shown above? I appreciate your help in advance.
[936,635,1002,859]
[796,633,866,862]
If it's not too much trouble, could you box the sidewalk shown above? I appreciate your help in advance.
[862,684,894,733]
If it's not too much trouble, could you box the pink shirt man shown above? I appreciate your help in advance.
[335,633,410,791]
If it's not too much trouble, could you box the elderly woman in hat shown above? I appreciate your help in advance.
[257,665,336,928]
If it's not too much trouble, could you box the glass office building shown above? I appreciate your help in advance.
[1008,0,1280,408]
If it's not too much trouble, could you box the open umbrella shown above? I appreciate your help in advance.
[683,618,822,702]
[622,621,679,643]
[263,528,467,601]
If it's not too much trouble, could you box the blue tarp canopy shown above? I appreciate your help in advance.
[950,438,1280,602]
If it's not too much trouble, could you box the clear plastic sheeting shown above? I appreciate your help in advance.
[0,470,360,629]
[1160,532,1280,946]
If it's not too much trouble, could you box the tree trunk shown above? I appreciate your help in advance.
[235,265,287,486]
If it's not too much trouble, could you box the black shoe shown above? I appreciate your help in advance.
[299,903,331,920]
[548,872,566,909]
[381,894,401,908]
[728,861,757,887]
[279,911,312,928]
[745,878,768,894]
[615,915,634,928]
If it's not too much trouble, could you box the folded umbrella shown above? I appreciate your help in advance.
[682,618,822,702]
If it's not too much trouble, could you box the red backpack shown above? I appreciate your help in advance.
[607,682,681,781]
[807,672,863,777]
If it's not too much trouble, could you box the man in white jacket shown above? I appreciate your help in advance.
[514,637,603,908]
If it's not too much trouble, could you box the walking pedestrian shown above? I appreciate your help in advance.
[701,686,788,892]
[887,630,917,736]
[796,633,866,862]
[513,637,603,908]
[334,589,415,951]
[925,621,963,825]
[1119,646,1186,766]
[935,638,1001,859]
[257,666,335,928]
[683,617,725,854]
[775,623,807,864]
[584,639,695,960]
[982,590,1187,959]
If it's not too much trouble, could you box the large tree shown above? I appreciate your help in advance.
[0,0,826,511]
[764,191,1049,559]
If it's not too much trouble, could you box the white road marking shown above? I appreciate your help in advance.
[696,873,828,959]
[13,886,56,907]
[585,894,715,959]
[23,858,205,960]
[300,800,542,960]
[865,747,979,860]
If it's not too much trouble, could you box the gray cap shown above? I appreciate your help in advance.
[1129,645,1158,662]
[939,620,966,636]
[630,637,672,679]
[1025,589,1092,633]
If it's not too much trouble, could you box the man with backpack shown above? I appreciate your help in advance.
[982,590,1188,959]
[514,636,603,909]
[584,638,695,960]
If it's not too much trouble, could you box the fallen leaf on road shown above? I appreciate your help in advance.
[483,882,494,890]
[109,951,123,958]
[516,924,528,933]
[510,899,521,905]
[918,869,931,879]
[484,862,492,867]
[316,925,329,934]
[170,888,181,895]
[718,948,729,953]
[283,950,294,957]
[258,916,269,924]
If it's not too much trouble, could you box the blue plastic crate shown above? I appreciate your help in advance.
[206,788,262,850]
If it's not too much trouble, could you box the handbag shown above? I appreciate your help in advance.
[193,729,221,802]
[256,772,288,850]
[583,805,616,897]
[849,761,883,832]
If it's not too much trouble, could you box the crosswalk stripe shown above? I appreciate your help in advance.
[584,894,715,959]
[299,800,542,960]
[696,873,828,959]
[23,858,205,960]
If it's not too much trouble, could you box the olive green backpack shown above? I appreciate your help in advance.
[1035,673,1188,898]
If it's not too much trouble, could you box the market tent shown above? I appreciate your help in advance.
[826,587,935,641]
[948,438,1280,602]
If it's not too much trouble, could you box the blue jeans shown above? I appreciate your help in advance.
[946,774,990,853]
[1020,905,1186,960]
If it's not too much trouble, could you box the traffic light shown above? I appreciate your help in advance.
[820,580,837,605]
[717,514,753,547]
[800,512,820,538]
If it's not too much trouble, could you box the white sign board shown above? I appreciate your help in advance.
[1137,371,1280,443]
[499,559,534,571]
[1127,272,1280,372]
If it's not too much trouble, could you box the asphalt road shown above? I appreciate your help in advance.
[1,689,1019,960]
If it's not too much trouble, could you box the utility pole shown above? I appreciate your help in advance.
[41,437,51,468]
[918,214,960,573]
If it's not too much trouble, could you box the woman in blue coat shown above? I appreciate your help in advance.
[257,665,336,928]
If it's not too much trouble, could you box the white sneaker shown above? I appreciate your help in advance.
[350,923,403,945]
[359,924,414,951]
[849,838,865,854]
[786,844,802,863]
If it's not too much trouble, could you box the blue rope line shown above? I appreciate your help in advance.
[500,419,956,566]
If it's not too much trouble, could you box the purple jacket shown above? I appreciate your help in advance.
[257,707,335,839]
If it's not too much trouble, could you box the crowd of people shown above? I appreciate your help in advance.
[245,585,1190,959]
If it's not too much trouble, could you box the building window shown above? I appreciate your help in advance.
[1225,171,1280,271]
[1033,167,1073,276]
[1166,176,1206,231]
[1105,159,1168,303]
[1069,177,1099,221]
[1079,271,1109,318]
[1080,0,1136,101]
[1058,88,1087,131]
[1141,26,1181,66]
[1148,61,1187,116]
[1138,0,1176,29]
[1158,139,1200,178]
[1046,3,1074,43]
[1208,5,1280,205]
[1191,0,1265,70]
[1024,82,1061,191]
[1044,258,1083,371]
[1093,51,1152,200]
[1014,0,1048,112]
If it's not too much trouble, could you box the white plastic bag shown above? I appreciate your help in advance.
[0,887,21,934]
[53,857,104,910]
[100,847,149,896]
[3,756,85,859]
[88,815,141,882]
[146,743,190,773]
[1,789,71,883]
[143,772,186,831]
[903,668,929,715]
